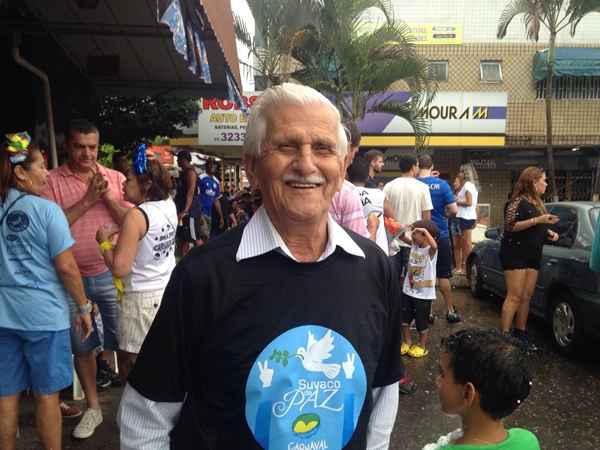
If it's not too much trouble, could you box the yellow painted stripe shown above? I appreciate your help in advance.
[361,135,505,147]
[169,137,198,146]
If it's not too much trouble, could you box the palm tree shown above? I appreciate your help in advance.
[498,0,600,201]
[233,0,320,88]
[291,0,435,144]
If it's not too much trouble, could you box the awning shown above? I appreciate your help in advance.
[18,0,242,97]
[533,48,600,80]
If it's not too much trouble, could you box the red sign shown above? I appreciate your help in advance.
[148,145,174,165]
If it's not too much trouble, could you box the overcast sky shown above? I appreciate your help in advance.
[231,0,255,92]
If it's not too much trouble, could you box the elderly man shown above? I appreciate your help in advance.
[45,119,130,439]
[118,83,403,449]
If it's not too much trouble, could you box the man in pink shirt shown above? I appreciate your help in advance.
[45,119,130,439]
[329,121,368,237]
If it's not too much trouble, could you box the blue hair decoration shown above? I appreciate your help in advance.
[132,143,148,175]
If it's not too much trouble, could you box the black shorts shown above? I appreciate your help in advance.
[500,243,542,271]
[176,215,209,243]
[436,238,452,279]
[401,294,432,332]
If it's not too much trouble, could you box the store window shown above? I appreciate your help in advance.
[428,60,448,82]
[480,61,502,83]
[536,77,600,99]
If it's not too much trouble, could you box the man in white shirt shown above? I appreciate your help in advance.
[384,154,433,276]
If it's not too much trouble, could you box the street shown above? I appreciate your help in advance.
[14,286,600,450]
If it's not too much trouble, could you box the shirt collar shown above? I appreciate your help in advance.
[236,206,365,263]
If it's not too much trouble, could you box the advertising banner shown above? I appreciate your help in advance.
[197,93,260,146]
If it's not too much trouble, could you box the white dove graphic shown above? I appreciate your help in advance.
[295,330,341,379]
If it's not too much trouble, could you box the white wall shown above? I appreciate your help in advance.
[391,0,600,44]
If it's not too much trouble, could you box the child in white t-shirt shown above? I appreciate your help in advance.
[399,219,439,358]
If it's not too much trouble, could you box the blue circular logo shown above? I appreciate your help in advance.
[6,211,30,233]
[245,325,367,450]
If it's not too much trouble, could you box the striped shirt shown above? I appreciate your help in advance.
[330,180,369,238]
[45,163,129,277]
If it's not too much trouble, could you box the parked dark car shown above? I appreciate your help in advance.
[467,201,600,355]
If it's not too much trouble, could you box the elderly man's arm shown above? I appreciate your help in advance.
[367,383,399,449]
[118,265,195,448]
[118,385,182,450]
[366,256,404,449]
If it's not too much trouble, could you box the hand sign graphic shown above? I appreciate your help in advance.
[257,360,274,388]
[342,353,356,379]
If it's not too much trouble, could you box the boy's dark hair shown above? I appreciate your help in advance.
[347,157,370,184]
[398,154,417,173]
[365,149,384,164]
[411,219,439,240]
[441,328,532,420]
[67,119,99,141]
[418,154,434,170]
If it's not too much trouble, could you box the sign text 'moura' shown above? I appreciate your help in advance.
[420,105,472,120]
[202,95,259,111]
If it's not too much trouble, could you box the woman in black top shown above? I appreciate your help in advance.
[500,167,560,348]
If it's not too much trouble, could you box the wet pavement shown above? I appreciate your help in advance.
[14,284,600,449]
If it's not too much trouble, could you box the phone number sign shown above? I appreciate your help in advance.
[197,93,260,146]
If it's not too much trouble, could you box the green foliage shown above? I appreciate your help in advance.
[93,96,199,149]
[290,0,435,142]
[98,143,120,168]
[497,0,600,41]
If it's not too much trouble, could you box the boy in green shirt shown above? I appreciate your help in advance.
[423,329,541,450]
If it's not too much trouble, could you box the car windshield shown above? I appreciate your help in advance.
[590,208,600,233]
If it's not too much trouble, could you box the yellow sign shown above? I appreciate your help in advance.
[407,24,463,45]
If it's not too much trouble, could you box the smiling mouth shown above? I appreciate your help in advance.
[286,182,323,189]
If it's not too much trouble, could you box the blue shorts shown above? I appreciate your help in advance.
[459,218,476,232]
[0,328,73,396]
[449,218,461,237]
[436,238,453,279]
[69,271,119,355]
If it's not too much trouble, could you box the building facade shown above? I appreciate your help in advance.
[361,0,600,225]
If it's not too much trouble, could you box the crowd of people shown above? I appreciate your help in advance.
[0,82,552,450]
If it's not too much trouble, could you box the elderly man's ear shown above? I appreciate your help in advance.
[243,155,259,190]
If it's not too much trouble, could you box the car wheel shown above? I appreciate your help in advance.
[551,293,583,356]
[468,257,486,298]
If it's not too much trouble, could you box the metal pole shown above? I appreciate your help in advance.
[12,34,58,169]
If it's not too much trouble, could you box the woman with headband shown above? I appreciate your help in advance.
[96,144,177,383]
[0,133,92,450]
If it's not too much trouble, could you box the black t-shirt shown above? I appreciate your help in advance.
[129,226,403,449]
[502,197,549,252]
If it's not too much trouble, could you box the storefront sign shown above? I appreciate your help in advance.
[197,93,261,146]
[407,24,463,45]
[359,91,507,147]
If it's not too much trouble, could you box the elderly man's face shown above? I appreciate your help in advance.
[245,103,344,225]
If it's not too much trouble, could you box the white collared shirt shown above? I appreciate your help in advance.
[236,206,365,263]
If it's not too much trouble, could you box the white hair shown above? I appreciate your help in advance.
[243,82,348,159]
